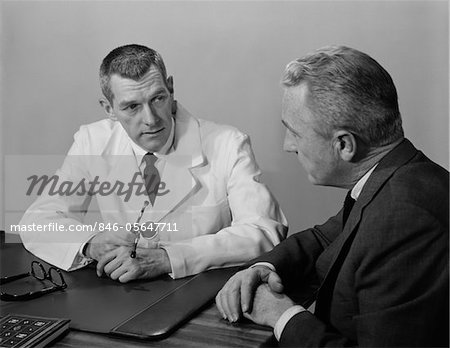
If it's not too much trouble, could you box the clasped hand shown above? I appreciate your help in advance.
[215,266,296,328]
[85,225,170,283]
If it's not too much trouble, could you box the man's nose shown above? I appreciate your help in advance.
[142,104,159,125]
[283,130,297,153]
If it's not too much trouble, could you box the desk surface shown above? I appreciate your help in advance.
[53,304,275,348]
[0,237,275,347]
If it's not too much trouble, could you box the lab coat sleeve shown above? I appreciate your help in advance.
[161,132,288,278]
[19,126,97,271]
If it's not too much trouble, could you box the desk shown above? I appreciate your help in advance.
[0,236,275,347]
[53,305,275,348]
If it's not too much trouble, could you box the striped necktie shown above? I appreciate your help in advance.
[143,153,160,206]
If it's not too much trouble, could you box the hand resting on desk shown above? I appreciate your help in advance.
[215,265,289,324]
[85,228,135,261]
[97,246,171,283]
[243,283,295,328]
[85,227,171,283]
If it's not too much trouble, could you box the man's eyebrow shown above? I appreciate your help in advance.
[118,99,138,108]
[151,87,168,96]
[118,88,168,109]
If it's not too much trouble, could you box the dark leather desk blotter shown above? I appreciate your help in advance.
[0,242,238,339]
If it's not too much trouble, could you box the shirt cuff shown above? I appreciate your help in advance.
[250,262,276,272]
[159,245,177,278]
[77,234,97,259]
[274,305,307,341]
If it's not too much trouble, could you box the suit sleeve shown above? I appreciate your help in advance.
[279,198,449,347]
[161,132,288,278]
[257,213,342,290]
[19,126,97,271]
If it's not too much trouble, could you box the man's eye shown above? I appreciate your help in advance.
[152,95,167,105]
[126,104,139,111]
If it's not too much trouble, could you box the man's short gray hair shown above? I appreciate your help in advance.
[282,46,404,147]
[99,44,169,104]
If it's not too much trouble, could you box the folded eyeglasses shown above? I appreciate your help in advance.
[0,261,67,301]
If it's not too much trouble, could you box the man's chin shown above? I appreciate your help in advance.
[307,174,322,186]
[308,179,320,186]
[139,140,164,153]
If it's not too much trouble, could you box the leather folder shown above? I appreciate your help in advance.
[110,266,238,339]
[0,241,239,339]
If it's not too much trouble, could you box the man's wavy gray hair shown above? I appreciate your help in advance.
[282,46,404,147]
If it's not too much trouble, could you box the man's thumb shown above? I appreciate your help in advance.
[267,272,284,293]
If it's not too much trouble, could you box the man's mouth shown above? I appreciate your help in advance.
[142,128,164,135]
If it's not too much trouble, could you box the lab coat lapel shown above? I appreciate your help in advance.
[101,123,147,221]
[144,105,205,223]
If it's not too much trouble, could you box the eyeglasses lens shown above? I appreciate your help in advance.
[48,268,64,287]
[31,262,46,280]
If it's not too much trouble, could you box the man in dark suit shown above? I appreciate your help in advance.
[215,46,449,347]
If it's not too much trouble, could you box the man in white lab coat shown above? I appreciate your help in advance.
[19,44,287,282]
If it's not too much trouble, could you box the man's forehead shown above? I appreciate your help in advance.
[110,67,165,88]
[282,85,310,121]
[109,67,167,101]
[282,83,310,104]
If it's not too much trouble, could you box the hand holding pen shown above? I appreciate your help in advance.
[130,200,149,258]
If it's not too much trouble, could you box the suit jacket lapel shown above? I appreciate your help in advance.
[315,139,419,317]
[345,139,419,233]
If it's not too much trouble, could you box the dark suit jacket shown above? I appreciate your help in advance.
[259,139,449,347]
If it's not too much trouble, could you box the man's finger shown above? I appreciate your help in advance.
[226,283,242,322]
[220,284,234,322]
[109,264,128,281]
[267,271,284,293]
[219,278,240,322]
[103,256,123,276]
[218,288,232,321]
[257,266,273,283]
[215,290,227,320]
[96,250,117,276]
[118,269,137,283]
[241,270,259,313]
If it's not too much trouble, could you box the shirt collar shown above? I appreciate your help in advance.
[350,163,378,200]
[129,117,175,164]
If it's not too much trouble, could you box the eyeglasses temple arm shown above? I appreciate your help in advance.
[0,272,30,285]
[0,284,66,301]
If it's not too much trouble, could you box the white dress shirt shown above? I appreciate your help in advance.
[129,116,175,175]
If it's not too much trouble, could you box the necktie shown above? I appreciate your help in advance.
[342,190,356,226]
[143,153,160,206]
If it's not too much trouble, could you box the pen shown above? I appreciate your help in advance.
[130,200,149,258]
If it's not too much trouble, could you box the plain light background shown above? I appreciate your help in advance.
[1,0,448,235]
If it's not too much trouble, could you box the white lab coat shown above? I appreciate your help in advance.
[19,105,287,278]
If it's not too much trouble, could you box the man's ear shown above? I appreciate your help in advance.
[166,76,177,115]
[166,75,174,94]
[333,130,357,162]
[99,98,117,121]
